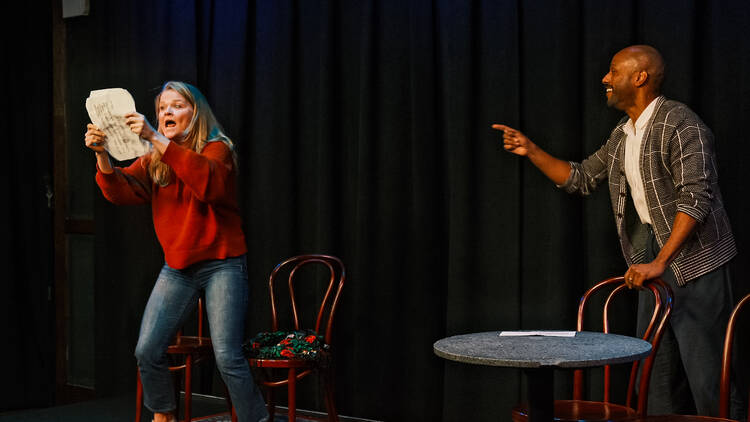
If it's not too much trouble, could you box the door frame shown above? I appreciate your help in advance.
[52,0,96,404]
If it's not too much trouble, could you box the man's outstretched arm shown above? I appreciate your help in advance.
[492,124,571,185]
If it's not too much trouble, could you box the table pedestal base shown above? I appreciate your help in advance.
[525,368,553,421]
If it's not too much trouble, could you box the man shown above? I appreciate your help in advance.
[493,45,739,417]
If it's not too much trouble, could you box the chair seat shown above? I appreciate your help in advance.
[626,416,735,421]
[167,335,212,354]
[249,348,332,368]
[512,400,638,421]
[248,357,318,368]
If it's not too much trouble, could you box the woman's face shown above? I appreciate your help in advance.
[158,88,194,142]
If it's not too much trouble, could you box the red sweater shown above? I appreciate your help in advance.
[96,141,247,269]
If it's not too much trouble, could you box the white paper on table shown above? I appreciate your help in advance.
[85,88,151,161]
[499,331,577,337]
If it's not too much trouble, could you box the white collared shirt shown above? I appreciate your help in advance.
[622,97,660,225]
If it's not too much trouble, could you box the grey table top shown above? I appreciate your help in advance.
[433,331,651,369]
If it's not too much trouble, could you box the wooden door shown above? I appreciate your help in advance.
[52,0,96,404]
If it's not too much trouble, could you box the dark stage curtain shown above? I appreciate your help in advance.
[8,0,749,420]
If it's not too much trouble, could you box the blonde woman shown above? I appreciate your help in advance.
[85,81,267,422]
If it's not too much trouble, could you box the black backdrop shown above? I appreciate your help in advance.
[3,0,750,421]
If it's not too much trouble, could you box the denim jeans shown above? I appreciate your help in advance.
[134,255,268,422]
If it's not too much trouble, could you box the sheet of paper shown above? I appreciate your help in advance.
[85,88,151,161]
[499,331,577,337]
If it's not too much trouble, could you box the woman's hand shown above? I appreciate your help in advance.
[125,112,158,142]
[85,123,108,153]
[85,123,114,173]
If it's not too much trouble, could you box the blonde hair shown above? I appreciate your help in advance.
[146,81,236,187]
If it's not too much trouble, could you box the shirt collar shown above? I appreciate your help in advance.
[623,96,661,137]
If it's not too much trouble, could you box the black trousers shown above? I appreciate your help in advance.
[636,229,745,418]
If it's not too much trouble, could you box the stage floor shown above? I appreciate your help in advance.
[0,393,381,422]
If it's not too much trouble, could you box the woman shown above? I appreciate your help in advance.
[84,81,268,422]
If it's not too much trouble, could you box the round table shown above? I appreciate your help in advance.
[433,331,651,421]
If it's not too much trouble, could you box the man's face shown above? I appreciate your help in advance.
[601,52,638,111]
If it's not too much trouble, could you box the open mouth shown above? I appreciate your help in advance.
[165,120,176,128]
[605,86,613,94]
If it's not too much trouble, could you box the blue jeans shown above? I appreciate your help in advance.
[134,255,268,422]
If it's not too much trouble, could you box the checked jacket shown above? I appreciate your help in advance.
[560,96,736,285]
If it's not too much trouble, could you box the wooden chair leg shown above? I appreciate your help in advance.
[322,368,338,422]
[184,355,193,422]
[172,369,181,422]
[266,387,276,422]
[288,368,297,422]
[135,369,143,422]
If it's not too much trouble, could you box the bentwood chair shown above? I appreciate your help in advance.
[246,255,345,422]
[624,292,750,422]
[512,276,674,421]
[135,297,236,422]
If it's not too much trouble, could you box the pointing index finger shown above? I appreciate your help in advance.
[491,124,516,133]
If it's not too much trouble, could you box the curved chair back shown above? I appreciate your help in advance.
[573,276,673,416]
[268,254,346,346]
[625,292,750,422]
[719,293,750,419]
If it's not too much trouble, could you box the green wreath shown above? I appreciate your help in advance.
[243,330,328,360]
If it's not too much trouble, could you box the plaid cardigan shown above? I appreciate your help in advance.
[561,96,736,285]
